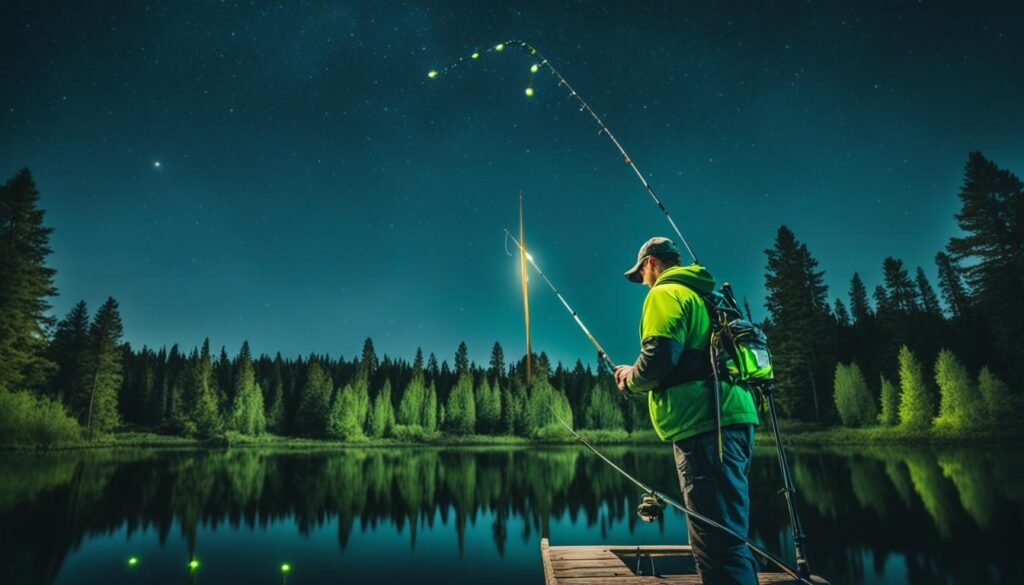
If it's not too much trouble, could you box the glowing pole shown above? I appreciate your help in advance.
[519,193,532,385]
[281,563,291,585]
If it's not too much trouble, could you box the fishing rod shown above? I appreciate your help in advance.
[428,40,700,266]
[546,405,817,585]
[504,229,617,372]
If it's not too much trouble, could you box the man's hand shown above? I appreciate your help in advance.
[614,365,633,393]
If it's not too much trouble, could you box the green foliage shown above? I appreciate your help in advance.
[228,344,266,436]
[833,362,877,427]
[877,375,899,426]
[49,301,91,416]
[422,381,438,432]
[525,379,573,438]
[583,380,625,430]
[397,372,426,427]
[0,388,80,447]
[978,367,1015,425]
[294,361,333,437]
[0,169,57,393]
[84,297,123,434]
[474,376,501,433]
[367,380,396,438]
[328,383,364,440]
[444,373,476,434]
[933,349,981,430]
[897,345,934,429]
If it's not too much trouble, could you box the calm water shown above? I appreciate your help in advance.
[1,442,1021,585]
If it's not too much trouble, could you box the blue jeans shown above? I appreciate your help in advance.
[673,424,758,585]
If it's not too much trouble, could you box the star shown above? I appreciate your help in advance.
[153,161,161,168]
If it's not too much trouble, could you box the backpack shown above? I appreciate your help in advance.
[702,285,775,386]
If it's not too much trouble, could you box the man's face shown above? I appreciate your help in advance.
[641,256,657,288]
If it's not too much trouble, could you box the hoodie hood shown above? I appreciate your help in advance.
[653,264,716,295]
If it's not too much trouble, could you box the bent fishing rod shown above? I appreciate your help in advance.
[546,405,816,585]
[429,40,700,266]
[504,228,616,372]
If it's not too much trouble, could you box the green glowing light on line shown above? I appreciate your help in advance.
[188,560,200,571]
[495,43,504,51]
[427,70,438,79]
[530,48,537,55]
[525,87,534,97]
[281,564,291,573]
[471,52,479,59]
[128,557,139,566]
[530,64,539,73]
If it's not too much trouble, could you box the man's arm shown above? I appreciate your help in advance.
[619,336,683,396]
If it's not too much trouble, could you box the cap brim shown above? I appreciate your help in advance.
[624,258,644,283]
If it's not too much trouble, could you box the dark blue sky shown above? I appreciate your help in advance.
[2,1,1021,368]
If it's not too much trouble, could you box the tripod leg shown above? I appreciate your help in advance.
[763,385,811,578]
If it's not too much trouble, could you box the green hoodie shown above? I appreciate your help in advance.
[627,264,759,442]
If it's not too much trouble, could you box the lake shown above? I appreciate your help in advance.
[1,441,1021,585]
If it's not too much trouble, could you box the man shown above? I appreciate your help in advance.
[614,236,760,585]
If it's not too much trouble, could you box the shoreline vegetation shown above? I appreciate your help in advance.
[2,154,1022,453]
[3,422,1021,452]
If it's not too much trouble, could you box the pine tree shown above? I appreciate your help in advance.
[229,341,266,435]
[194,339,224,436]
[264,359,285,433]
[360,337,378,378]
[50,301,92,415]
[897,345,934,430]
[499,383,514,435]
[915,268,942,316]
[848,272,872,323]
[0,169,58,391]
[489,341,505,387]
[978,367,1015,425]
[763,226,834,420]
[84,297,123,434]
[882,257,920,313]
[947,152,1024,374]
[584,379,625,430]
[423,381,438,432]
[834,299,851,327]
[878,375,899,426]
[367,380,395,438]
[934,252,970,318]
[215,347,232,412]
[397,370,426,427]
[933,349,980,430]
[444,373,476,434]
[833,362,877,427]
[294,360,333,437]
[475,376,501,433]
[454,341,470,377]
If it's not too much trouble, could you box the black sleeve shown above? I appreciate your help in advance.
[625,336,683,396]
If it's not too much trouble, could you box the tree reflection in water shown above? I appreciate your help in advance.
[0,444,1021,585]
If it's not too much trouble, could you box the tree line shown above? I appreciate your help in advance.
[0,151,1021,444]
[763,151,1022,426]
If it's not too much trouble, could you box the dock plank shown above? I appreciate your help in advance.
[541,539,830,585]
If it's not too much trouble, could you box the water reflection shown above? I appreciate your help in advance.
[0,444,1021,584]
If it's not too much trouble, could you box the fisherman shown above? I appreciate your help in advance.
[614,237,761,585]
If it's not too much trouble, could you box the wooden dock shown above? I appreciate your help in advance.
[540,538,829,585]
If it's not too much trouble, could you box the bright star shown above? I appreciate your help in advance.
[153,161,161,168]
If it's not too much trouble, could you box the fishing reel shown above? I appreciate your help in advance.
[636,493,664,523]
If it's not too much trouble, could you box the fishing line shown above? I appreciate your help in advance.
[428,40,700,265]
[546,404,816,585]
[504,229,617,372]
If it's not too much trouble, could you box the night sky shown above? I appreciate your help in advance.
[2,2,1022,368]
